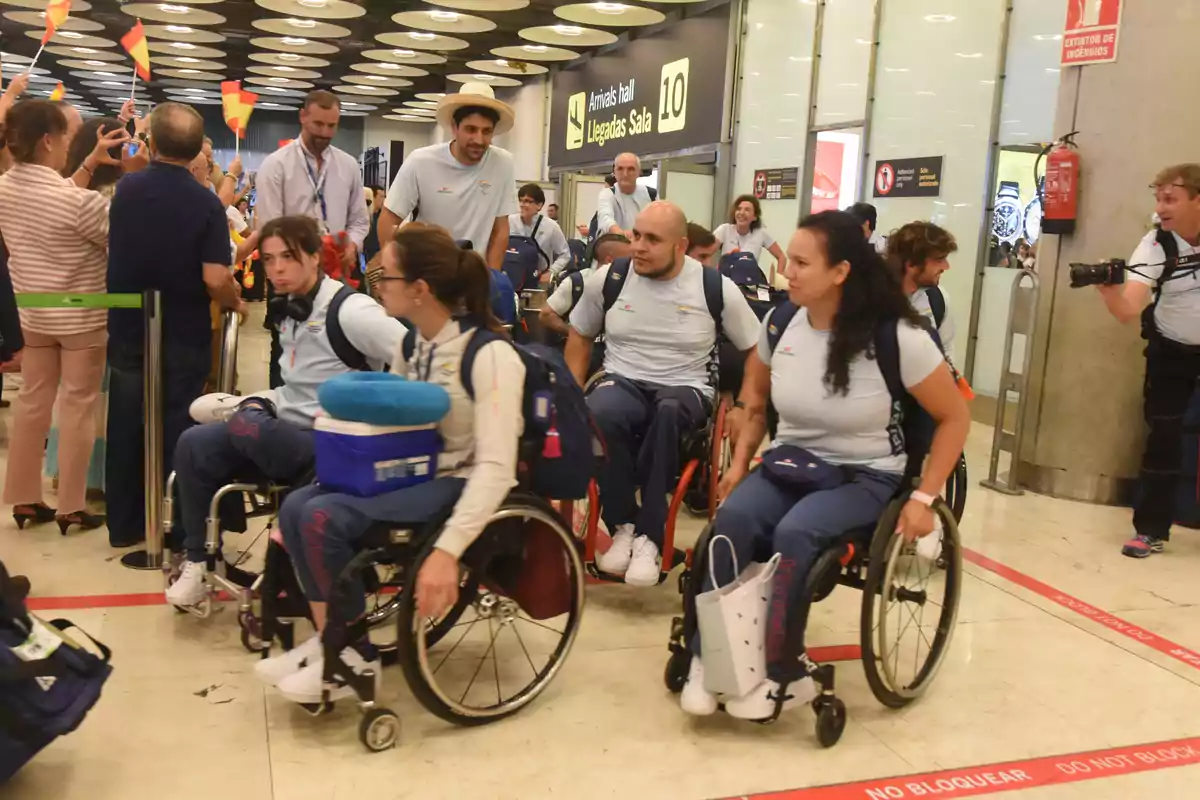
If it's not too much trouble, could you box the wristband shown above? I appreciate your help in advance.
[909,490,936,507]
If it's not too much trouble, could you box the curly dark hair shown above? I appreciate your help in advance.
[885,220,958,275]
[65,117,124,188]
[798,211,923,395]
[728,194,763,230]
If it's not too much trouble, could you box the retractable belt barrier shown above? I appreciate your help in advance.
[14,291,164,570]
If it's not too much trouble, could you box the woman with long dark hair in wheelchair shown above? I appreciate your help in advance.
[255,223,526,705]
[681,211,970,719]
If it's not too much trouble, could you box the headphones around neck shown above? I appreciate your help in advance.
[269,272,324,324]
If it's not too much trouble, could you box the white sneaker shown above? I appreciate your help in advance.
[724,677,818,721]
[624,535,661,587]
[165,560,207,606]
[680,656,718,716]
[276,645,382,705]
[188,393,240,424]
[253,634,323,688]
[595,524,635,575]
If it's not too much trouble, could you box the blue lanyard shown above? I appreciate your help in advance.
[298,142,328,225]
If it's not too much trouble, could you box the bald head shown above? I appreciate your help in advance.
[613,151,641,194]
[630,200,689,280]
[149,101,205,162]
[56,103,82,141]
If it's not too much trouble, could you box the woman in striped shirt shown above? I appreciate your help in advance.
[0,100,123,534]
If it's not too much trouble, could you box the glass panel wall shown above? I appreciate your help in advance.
[814,0,877,127]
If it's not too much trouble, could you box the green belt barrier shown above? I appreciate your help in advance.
[15,293,143,309]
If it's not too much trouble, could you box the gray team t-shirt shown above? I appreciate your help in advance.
[1127,229,1200,346]
[569,256,760,398]
[713,223,777,259]
[597,185,653,233]
[384,143,518,254]
[760,306,945,474]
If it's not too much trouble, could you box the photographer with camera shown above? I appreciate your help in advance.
[1081,164,1200,558]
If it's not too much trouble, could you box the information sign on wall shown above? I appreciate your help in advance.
[1061,0,1123,67]
[752,167,798,201]
[548,6,731,168]
[873,156,944,199]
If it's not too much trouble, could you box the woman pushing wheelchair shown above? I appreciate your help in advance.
[680,211,970,720]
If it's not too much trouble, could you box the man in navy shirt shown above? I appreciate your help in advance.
[105,101,242,547]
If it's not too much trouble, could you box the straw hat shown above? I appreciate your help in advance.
[436,82,515,135]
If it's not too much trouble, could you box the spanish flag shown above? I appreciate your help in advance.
[120,20,151,82]
[221,80,259,138]
[48,81,64,101]
[40,0,72,45]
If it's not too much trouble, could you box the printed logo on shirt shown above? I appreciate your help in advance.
[776,345,795,357]
[479,180,493,195]
[438,186,453,194]
[617,302,635,313]
[305,322,324,334]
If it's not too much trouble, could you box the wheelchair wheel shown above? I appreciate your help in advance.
[396,499,586,726]
[663,648,691,694]
[944,456,968,523]
[860,499,962,709]
[358,707,399,753]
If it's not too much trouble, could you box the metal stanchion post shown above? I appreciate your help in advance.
[122,290,163,570]
[217,310,239,395]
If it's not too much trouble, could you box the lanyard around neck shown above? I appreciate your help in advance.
[298,141,328,225]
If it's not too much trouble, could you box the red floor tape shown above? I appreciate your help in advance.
[733,736,1200,799]
[963,548,1200,671]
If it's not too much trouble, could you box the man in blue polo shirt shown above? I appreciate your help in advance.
[105,101,242,548]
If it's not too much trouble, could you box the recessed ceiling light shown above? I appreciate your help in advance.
[298,0,330,7]
[378,62,400,70]
[84,60,105,66]
[183,88,205,93]
[955,52,982,58]
[342,102,361,107]
[264,87,290,93]
[59,31,84,39]
[278,52,302,61]
[523,44,548,53]
[287,18,317,29]
[281,37,309,45]
[408,32,436,41]
[259,102,283,108]
[474,74,495,81]
[364,75,388,81]
[552,25,583,36]
[176,57,200,63]
[101,81,122,87]
[275,66,295,72]
[178,69,202,74]
[924,14,956,22]
[72,47,98,53]
[93,71,119,78]
[495,59,508,66]
[171,42,196,49]
[593,3,627,14]
[391,49,416,58]
[429,10,459,22]
[165,24,193,34]
[158,4,190,14]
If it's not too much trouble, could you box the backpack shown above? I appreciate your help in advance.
[718,251,767,288]
[401,325,600,500]
[488,269,519,327]
[326,285,369,371]
[765,302,944,488]
[502,216,547,293]
[0,561,112,781]
[587,186,657,241]
[1140,227,1197,341]
[925,286,947,330]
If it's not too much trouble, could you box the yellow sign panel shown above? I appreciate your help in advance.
[567,91,586,150]
[657,58,689,134]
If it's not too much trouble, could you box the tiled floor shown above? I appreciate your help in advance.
[3,310,1200,799]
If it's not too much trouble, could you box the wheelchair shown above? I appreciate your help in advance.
[577,370,731,584]
[162,469,300,643]
[663,473,965,748]
[254,490,586,753]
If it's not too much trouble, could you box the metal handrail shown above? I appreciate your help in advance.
[217,310,239,395]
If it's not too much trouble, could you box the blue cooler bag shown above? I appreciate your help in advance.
[314,418,443,497]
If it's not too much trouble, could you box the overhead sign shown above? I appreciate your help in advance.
[873,156,944,199]
[548,5,731,168]
[752,167,798,201]
[1061,0,1122,66]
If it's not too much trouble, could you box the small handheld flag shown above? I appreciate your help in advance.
[221,81,259,154]
[49,82,64,101]
[40,0,72,46]
[121,20,152,83]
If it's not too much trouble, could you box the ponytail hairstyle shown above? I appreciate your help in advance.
[390,222,507,335]
[797,211,923,396]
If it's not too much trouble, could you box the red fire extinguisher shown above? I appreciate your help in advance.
[1039,132,1080,236]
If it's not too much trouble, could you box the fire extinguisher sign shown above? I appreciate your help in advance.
[1061,0,1123,67]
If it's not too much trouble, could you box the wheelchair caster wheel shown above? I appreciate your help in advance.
[359,708,400,753]
[663,649,690,694]
[238,611,263,653]
[814,697,846,748]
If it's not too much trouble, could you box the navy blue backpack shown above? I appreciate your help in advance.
[502,216,547,293]
[719,251,767,289]
[488,269,518,327]
[0,561,112,781]
[402,325,600,500]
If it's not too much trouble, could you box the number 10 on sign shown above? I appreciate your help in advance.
[658,58,689,133]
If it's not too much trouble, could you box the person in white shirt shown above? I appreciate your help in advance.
[848,202,888,255]
[1094,163,1200,559]
[596,152,654,238]
[379,83,519,273]
[886,220,958,357]
[257,222,525,705]
[540,233,630,340]
[713,194,786,280]
[681,210,969,720]
[566,202,760,586]
[509,183,571,279]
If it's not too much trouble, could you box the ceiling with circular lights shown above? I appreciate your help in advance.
[0,1,729,119]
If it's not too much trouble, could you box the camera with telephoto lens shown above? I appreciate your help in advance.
[1069,258,1126,288]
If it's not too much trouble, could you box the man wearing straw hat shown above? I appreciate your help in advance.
[378,82,518,273]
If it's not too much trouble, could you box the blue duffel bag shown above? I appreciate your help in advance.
[0,562,112,782]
